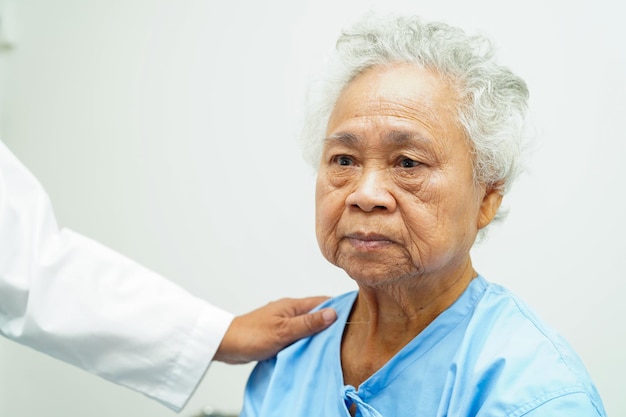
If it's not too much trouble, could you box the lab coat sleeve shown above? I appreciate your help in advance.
[0,140,234,411]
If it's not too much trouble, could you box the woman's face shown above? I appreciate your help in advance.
[315,64,501,287]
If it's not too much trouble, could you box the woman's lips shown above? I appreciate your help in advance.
[345,233,394,250]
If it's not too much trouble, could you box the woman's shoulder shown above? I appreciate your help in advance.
[464,276,606,416]
[476,278,577,353]
[473,278,587,371]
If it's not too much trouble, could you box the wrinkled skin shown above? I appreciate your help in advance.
[315,63,502,387]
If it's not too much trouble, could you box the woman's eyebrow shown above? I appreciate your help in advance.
[384,130,433,147]
[325,130,433,147]
[324,132,361,146]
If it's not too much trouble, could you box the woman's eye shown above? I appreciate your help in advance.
[400,157,420,168]
[333,155,353,166]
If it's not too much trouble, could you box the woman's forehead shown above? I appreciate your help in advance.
[326,64,463,147]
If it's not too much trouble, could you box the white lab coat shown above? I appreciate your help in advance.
[0,140,234,411]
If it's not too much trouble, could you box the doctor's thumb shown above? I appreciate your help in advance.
[286,307,338,341]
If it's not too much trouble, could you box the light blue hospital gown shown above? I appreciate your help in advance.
[241,276,607,417]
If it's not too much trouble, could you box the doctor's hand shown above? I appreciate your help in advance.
[213,296,337,364]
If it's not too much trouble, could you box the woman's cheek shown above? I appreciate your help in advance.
[316,197,339,236]
[315,194,343,254]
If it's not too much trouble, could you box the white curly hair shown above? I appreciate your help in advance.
[300,14,530,225]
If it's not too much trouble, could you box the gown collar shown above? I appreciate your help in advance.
[334,276,488,409]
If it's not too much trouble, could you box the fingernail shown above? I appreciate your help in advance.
[322,308,337,323]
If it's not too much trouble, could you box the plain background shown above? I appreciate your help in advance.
[0,0,623,416]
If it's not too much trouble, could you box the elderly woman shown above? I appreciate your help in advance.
[241,15,606,417]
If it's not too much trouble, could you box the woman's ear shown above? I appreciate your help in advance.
[478,185,503,229]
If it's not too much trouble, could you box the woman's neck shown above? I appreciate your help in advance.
[340,261,477,388]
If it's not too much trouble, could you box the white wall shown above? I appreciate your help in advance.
[0,0,623,416]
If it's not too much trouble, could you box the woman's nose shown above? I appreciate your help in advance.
[345,169,397,212]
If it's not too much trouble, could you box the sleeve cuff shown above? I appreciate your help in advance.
[152,300,235,411]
